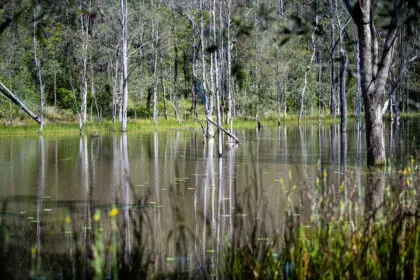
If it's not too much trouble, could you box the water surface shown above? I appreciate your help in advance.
[0,119,419,277]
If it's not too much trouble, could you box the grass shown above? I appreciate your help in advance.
[1,109,420,136]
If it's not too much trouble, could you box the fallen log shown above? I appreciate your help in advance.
[207,117,240,144]
[0,81,42,125]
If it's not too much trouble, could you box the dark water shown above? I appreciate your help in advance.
[0,119,419,277]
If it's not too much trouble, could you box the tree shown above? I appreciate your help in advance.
[344,0,412,166]
[120,0,128,132]
[33,1,45,131]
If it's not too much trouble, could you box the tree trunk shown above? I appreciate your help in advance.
[200,0,213,138]
[355,34,362,131]
[9,100,13,125]
[90,56,100,123]
[316,49,322,121]
[79,0,90,133]
[329,0,336,118]
[120,0,128,132]
[160,49,168,120]
[347,0,401,166]
[0,81,42,125]
[226,0,233,125]
[153,30,159,125]
[298,22,317,123]
[33,2,44,131]
[338,21,348,132]
[276,46,281,126]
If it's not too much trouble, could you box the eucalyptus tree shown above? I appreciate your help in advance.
[343,0,418,166]
[335,2,349,132]
[33,1,45,131]
[120,0,128,132]
[77,0,93,133]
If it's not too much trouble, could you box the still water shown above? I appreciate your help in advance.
[0,119,419,278]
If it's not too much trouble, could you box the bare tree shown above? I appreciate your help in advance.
[33,1,45,131]
[120,0,128,132]
[78,0,91,133]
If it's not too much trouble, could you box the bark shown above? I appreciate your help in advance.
[90,56,100,123]
[200,0,213,138]
[190,21,198,119]
[79,0,90,133]
[53,62,57,106]
[316,49,322,120]
[207,118,239,144]
[226,0,233,124]
[153,30,159,124]
[338,18,348,132]
[276,46,281,126]
[160,49,168,120]
[9,100,12,125]
[278,0,284,16]
[120,0,128,132]
[355,35,362,131]
[298,23,317,123]
[0,81,42,124]
[346,0,402,166]
[110,59,119,123]
[329,0,336,117]
[339,48,348,132]
[33,2,44,131]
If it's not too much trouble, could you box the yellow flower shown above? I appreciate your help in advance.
[31,247,37,255]
[323,170,327,178]
[407,167,412,173]
[65,216,71,224]
[109,208,119,217]
[411,158,415,164]
[94,210,101,222]
[403,169,407,175]
[279,178,284,184]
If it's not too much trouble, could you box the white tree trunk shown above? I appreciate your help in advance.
[33,2,44,131]
[121,0,128,132]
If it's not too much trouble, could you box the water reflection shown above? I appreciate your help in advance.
[0,119,419,277]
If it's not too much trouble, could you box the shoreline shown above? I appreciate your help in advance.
[0,112,419,136]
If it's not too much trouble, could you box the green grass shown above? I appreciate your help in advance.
[1,110,419,136]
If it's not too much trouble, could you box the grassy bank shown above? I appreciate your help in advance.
[1,111,419,136]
